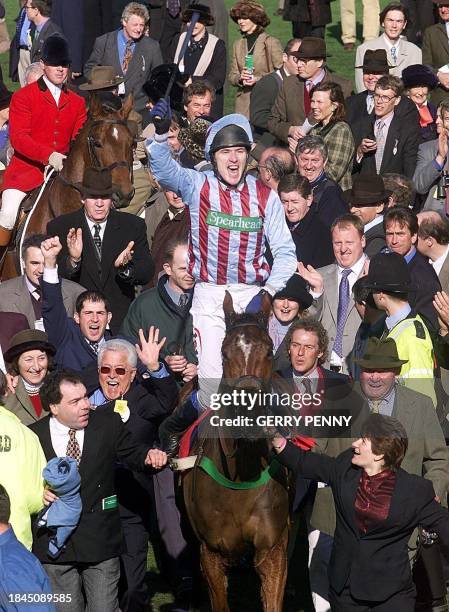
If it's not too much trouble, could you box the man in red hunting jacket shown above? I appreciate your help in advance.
[0,35,86,253]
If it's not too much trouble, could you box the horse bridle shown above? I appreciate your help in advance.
[86,118,133,174]
[224,320,273,390]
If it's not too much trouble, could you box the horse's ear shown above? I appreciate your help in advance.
[256,291,272,329]
[121,94,134,119]
[223,290,236,329]
[89,92,103,118]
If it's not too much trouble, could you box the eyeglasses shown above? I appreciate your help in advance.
[99,366,129,375]
[373,93,397,103]
[288,55,299,64]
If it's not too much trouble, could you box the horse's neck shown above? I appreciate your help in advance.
[61,139,86,184]
[206,437,270,483]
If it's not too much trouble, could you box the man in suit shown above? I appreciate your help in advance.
[0,234,84,331]
[47,168,153,334]
[298,213,368,375]
[354,2,422,93]
[384,206,441,330]
[352,75,420,179]
[27,0,62,64]
[249,38,301,155]
[423,1,449,107]
[345,173,387,258]
[267,37,352,151]
[417,211,449,293]
[30,369,167,611]
[413,99,449,214]
[84,2,163,116]
[346,49,418,125]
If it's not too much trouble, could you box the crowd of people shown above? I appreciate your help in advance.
[3,0,449,610]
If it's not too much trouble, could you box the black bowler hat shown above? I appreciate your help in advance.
[344,173,391,207]
[274,274,313,310]
[181,2,215,25]
[364,251,412,294]
[75,168,120,198]
[356,49,391,74]
[41,34,71,67]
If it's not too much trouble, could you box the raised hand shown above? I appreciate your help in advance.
[297,262,324,294]
[114,241,134,268]
[41,236,62,267]
[67,228,83,263]
[150,98,172,135]
[135,327,166,372]
[433,291,449,333]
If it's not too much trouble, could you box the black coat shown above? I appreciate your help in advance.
[47,208,153,334]
[283,0,331,25]
[250,69,285,148]
[364,220,386,259]
[30,409,151,564]
[30,20,63,64]
[51,0,87,74]
[345,92,418,126]
[289,203,334,269]
[408,250,441,331]
[276,444,449,602]
[311,174,349,227]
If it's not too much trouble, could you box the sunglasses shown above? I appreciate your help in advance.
[99,366,129,375]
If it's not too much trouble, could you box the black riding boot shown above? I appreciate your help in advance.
[159,393,202,457]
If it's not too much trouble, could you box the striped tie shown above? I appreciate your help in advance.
[375,120,386,173]
[333,269,351,358]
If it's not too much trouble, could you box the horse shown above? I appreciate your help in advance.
[0,93,136,280]
[182,292,291,612]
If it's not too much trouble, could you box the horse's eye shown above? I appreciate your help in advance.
[94,141,102,148]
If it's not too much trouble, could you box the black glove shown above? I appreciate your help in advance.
[150,97,172,135]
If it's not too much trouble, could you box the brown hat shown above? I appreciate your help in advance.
[292,37,327,60]
[79,66,124,91]
[354,337,407,370]
[355,49,391,74]
[178,116,213,161]
[230,0,270,28]
[344,173,391,207]
[75,168,120,198]
[4,329,56,363]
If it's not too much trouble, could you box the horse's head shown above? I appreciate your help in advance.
[87,94,136,205]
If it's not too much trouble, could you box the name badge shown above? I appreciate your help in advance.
[117,82,126,96]
[114,399,130,423]
[102,494,118,510]
[34,318,45,332]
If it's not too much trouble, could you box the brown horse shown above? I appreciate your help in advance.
[1,93,136,280]
[182,292,290,612]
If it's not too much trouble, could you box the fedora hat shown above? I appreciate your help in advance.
[79,66,124,91]
[364,251,412,294]
[354,337,407,369]
[344,173,391,207]
[401,64,438,90]
[292,37,327,60]
[4,329,55,363]
[274,274,313,310]
[179,116,213,161]
[182,2,215,25]
[41,34,71,67]
[0,81,12,111]
[75,168,120,199]
[355,49,391,73]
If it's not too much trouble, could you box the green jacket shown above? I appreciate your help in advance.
[120,274,197,365]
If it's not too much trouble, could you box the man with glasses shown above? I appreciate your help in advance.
[423,1,449,107]
[352,75,420,178]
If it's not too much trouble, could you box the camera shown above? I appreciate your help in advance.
[436,171,449,199]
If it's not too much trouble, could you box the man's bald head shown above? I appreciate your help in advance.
[258,147,296,190]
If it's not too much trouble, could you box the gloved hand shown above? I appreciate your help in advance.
[245,289,271,314]
[150,97,172,135]
[48,151,67,172]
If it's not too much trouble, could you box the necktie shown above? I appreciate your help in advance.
[88,340,99,354]
[370,400,380,414]
[375,120,386,173]
[366,93,374,114]
[179,293,189,307]
[304,81,312,115]
[31,287,42,319]
[302,377,312,396]
[167,0,180,18]
[66,429,81,464]
[390,46,397,65]
[333,269,351,358]
[93,224,102,255]
[122,40,133,74]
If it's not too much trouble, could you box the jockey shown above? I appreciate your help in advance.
[146,99,297,454]
[0,35,86,254]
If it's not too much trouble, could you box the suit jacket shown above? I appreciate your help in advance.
[351,111,420,179]
[278,444,449,602]
[30,20,62,63]
[30,409,150,564]
[413,138,445,214]
[311,175,349,227]
[84,30,163,113]
[308,384,449,538]
[313,262,364,374]
[408,250,441,330]
[355,35,422,93]
[250,68,285,151]
[345,91,419,126]
[364,219,386,258]
[4,378,43,426]
[267,69,353,144]
[47,208,153,333]
[0,274,84,329]
[422,24,449,107]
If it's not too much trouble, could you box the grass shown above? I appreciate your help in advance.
[0,1,390,609]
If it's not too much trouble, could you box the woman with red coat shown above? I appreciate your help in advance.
[0,35,86,254]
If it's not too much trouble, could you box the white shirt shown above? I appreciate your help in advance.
[43,76,62,105]
[382,34,401,63]
[85,215,107,243]
[431,244,449,277]
[364,216,383,234]
[49,416,85,458]
[25,275,41,301]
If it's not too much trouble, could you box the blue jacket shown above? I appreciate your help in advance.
[38,458,82,558]
[0,527,55,611]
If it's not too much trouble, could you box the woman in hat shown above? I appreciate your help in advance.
[174,3,227,118]
[402,64,439,143]
[229,0,283,117]
[271,411,449,611]
[0,81,12,169]
[309,81,355,192]
[4,329,55,426]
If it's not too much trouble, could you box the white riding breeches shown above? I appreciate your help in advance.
[0,189,27,229]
